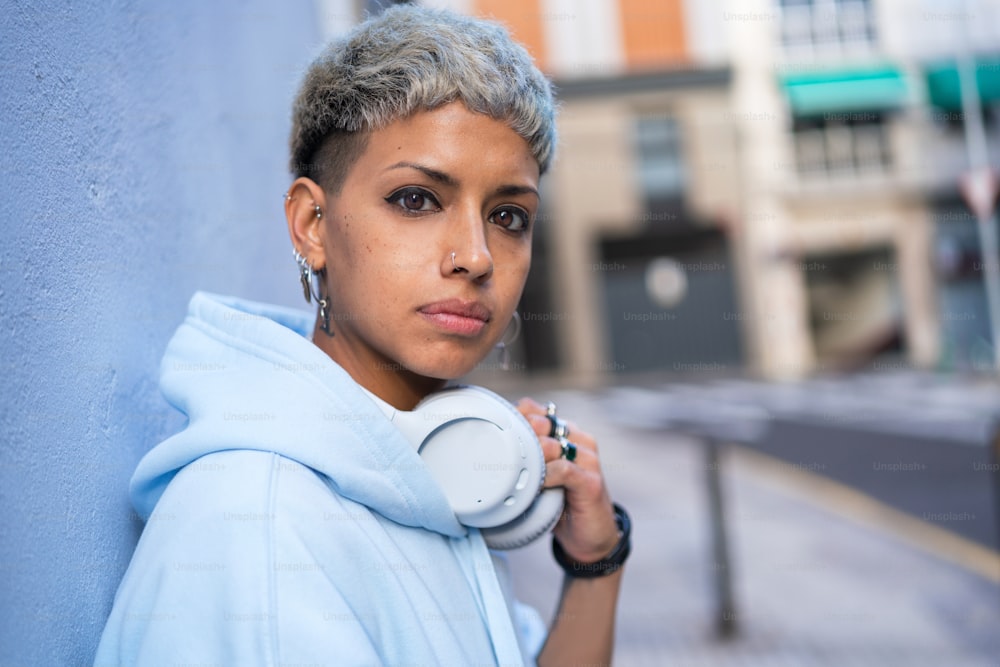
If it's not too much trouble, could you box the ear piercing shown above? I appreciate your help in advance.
[294,249,319,304]
[281,192,322,219]
[293,248,333,337]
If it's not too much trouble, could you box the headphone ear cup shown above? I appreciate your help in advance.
[481,486,564,550]
[410,386,562,545]
[416,414,528,527]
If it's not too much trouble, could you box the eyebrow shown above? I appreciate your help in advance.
[494,184,540,199]
[385,161,539,200]
[386,161,458,188]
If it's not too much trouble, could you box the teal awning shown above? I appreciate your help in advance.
[925,57,1000,111]
[779,66,909,117]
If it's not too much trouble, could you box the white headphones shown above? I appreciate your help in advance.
[365,385,565,550]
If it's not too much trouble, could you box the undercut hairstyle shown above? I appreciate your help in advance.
[288,5,557,194]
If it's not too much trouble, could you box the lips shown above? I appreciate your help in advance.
[418,299,492,336]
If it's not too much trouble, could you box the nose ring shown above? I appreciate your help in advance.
[451,251,458,272]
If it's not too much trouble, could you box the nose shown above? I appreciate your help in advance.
[445,206,493,282]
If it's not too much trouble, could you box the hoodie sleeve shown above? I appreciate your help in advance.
[94,450,381,666]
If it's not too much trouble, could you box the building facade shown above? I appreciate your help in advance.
[727,0,1000,377]
[319,0,1000,382]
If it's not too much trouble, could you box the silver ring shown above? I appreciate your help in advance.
[451,251,458,271]
[547,415,570,440]
[545,401,557,418]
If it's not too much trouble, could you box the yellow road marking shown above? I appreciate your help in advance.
[730,446,1000,584]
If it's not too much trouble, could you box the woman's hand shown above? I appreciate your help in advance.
[516,398,620,564]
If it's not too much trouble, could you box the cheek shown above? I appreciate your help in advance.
[329,215,393,278]
[344,246,419,317]
[325,220,377,307]
[386,243,429,276]
[500,245,532,293]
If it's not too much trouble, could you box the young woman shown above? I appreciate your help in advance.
[95,6,629,666]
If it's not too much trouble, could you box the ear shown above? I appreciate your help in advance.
[285,177,329,271]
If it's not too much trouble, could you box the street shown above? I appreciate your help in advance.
[493,379,1000,666]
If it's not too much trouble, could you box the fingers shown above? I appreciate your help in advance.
[523,412,553,439]
[542,446,601,491]
[517,398,603,484]
[516,397,547,416]
[517,399,598,459]
[525,416,596,464]
[516,397,620,562]
[544,449,619,561]
[537,433,564,464]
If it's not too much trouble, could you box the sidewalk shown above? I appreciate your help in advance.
[502,388,1000,667]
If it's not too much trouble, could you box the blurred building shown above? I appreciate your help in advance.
[726,0,1000,379]
[320,0,1000,382]
[435,0,746,383]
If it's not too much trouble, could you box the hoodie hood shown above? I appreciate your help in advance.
[130,291,465,538]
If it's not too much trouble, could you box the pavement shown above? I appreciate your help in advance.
[492,380,1000,667]
[602,370,1000,550]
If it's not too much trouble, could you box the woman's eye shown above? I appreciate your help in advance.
[386,188,440,213]
[489,207,531,233]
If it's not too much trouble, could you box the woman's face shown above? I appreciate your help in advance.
[304,102,540,404]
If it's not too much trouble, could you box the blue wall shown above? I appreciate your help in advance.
[0,2,323,663]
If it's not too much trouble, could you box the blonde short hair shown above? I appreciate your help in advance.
[289,5,557,193]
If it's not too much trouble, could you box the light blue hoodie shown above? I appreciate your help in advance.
[94,292,544,666]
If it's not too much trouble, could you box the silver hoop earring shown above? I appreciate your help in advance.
[293,249,317,304]
[293,249,334,337]
[494,311,522,371]
[293,249,334,336]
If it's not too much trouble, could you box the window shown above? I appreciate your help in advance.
[635,115,686,203]
[779,0,878,60]
[792,112,890,178]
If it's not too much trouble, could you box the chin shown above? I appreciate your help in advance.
[406,349,489,382]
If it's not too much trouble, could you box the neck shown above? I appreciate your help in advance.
[310,320,446,411]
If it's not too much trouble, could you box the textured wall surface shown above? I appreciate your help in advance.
[0,2,322,663]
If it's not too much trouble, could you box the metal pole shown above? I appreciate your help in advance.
[992,426,1000,552]
[705,439,738,638]
[958,0,1000,372]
